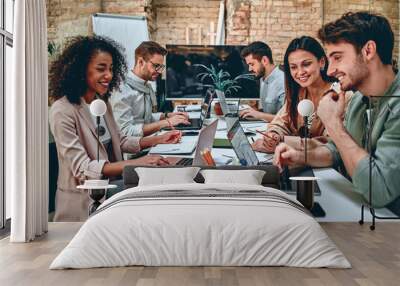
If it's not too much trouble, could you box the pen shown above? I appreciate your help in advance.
[256,130,276,140]
[224,158,233,165]
[222,154,234,158]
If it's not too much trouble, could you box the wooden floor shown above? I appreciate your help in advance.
[0,222,399,286]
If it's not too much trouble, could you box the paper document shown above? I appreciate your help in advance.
[188,112,201,119]
[149,136,198,155]
[239,104,251,111]
[255,152,274,163]
[214,155,233,165]
[217,119,227,131]
[176,105,201,112]
[240,121,267,132]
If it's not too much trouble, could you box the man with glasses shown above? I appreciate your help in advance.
[111,41,190,138]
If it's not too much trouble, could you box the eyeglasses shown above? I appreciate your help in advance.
[148,60,166,72]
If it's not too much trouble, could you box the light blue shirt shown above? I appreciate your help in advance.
[110,72,162,137]
[260,66,285,114]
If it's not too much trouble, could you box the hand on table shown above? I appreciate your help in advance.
[166,114,190,126]
[156,130,182,144]
[251,132,280,153]
[273,143,303,172]
[132,155,170,166]
[168,111,189,119]
[239,108,263,120]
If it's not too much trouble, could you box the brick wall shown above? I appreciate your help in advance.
[324,0,399,62]
[47,0,399,63]
[153,0,221,45]
[46,0,102,50]
[46,0,151,49]
[225,0,398,62]
[226,0,251,44]
[244,0,323,62]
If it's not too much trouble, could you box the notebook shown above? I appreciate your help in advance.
[148,136,198,155]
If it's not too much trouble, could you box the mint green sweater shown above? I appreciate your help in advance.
[326,73,400,207]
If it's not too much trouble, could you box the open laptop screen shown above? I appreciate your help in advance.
[226,118,259,166]
[215,90,239,116]
[202,90,213,119]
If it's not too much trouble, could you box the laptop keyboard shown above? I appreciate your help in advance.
[176,158,194,166]
[175,118,201,129]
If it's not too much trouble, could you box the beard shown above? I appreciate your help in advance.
[341,54,369,92]
[253,65,266,80]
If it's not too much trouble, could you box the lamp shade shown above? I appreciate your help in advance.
[297,99,314,117]
[90,99,107,116]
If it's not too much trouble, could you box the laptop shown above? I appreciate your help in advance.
[226,117,272,166]
[164,119,219,166]
[216,90,264,122]
[215,90,240,116]
[226,118,321,195]
[165,91,213,130]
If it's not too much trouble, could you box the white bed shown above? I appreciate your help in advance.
[50,183,350,269]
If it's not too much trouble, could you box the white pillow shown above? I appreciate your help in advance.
[200,169,266,185]
[136,167,200,186]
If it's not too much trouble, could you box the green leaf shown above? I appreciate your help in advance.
[193,64,255,94]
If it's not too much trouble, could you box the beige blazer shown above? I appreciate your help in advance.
[49,97,141,222]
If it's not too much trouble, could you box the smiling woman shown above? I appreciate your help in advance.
[252,36,353,154]
[85,51,114,97]
[48,36,180,221]
[49,36,127,105]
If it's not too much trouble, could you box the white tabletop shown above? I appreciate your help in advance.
[209,118,396,222]
[212,145,396,222]
[158,115,397,222]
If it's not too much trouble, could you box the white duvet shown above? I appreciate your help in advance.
[50,183,350,269]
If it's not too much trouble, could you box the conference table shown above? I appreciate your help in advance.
[156,108,397,223]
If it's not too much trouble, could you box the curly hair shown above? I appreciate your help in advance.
[283,36,335,128]
[49,35,127,104]
[318,11,394,65]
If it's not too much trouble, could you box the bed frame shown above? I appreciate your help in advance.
[122,165,280,189]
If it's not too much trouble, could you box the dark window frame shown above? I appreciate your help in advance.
[1,0,14,233]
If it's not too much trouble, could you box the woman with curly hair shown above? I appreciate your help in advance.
[49,36,181,221]
[252,36,352,153]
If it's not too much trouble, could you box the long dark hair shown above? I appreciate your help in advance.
[49,35,127,104]
[283,36,335,128]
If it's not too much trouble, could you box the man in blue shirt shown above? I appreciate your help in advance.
[111,41,189,137]
[240,42,285,122]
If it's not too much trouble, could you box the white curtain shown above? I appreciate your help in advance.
[8,0,49,242]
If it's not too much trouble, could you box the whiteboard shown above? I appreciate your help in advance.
[92,13,149,69]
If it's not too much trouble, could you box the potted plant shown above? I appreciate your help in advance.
[194,64,254,115]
